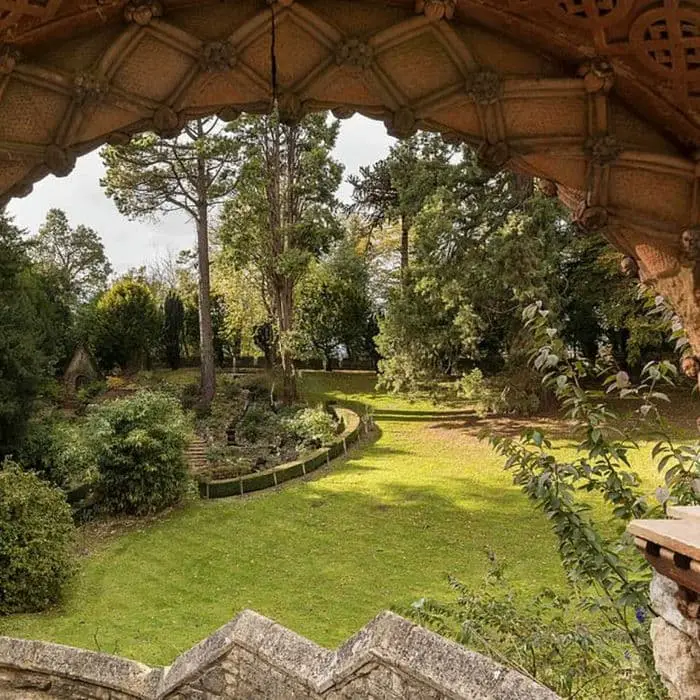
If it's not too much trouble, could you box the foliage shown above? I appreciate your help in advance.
[18,413,97,489]
[86,391,190,515]
[102,117,241,406]
[0,370,668,665]
[0,461,75,615]
[483,301,700,698]
[295,238,376,368]
[284,406,337,448]
[409,553,656,699]
[163,291,185,370]
[219,111,344,402]
[458,366,545,416]
[90,277,161,371]
[28,208,111,306]
[349,132,462,276]
[0,217,62,456]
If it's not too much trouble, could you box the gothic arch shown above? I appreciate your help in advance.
[3,0,700,348]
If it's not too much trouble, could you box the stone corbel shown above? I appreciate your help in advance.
[385,108,416,139]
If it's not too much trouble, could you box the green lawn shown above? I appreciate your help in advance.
[0,371,686,665]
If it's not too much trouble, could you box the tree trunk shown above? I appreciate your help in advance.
[276,277,297,404]
[196,204,216,410]
[400,213,409,285]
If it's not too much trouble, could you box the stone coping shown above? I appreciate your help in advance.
[0,610,560,699]
[629,507,700,594]
[198,407,363,500]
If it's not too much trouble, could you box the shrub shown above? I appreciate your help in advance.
[86,391,190,515]
[284,406,337,448]
[458,367,545,416]
[407,553,657,700]
[0,462,75,614]
[19,413,97,489]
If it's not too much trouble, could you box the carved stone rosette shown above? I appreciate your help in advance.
[277,93,305,125]
[535,178,558,197]
[152,106,180,136]
[415,0,456,21]
[620,255,639,278]
[73,72,108,106]
[217,106,241,122]
[585,135,623,166]
[124,0,163,26]
[0,44,19,75]
[335,39,373,72]
[331,107,355,120]
[464,71,502,105]
[578,58,615,94]
[680,227,700,263]
[199,42,237,72]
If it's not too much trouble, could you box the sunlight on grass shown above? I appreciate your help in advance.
[0,371,687,665]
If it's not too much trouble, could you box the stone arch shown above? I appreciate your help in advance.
[3,0,700,349]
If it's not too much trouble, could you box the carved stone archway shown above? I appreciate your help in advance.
[2,0,700,351]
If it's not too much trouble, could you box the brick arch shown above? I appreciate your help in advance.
[3,0,700,349]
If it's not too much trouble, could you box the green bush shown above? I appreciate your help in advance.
[0,462,75,614]
[408,553,657,700]
[19,413,97,489]
[284,406,337,448]
[86,391,190,515]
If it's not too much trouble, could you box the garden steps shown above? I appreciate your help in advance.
[186,436,208,474]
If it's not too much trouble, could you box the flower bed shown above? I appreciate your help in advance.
[198,408,362,499]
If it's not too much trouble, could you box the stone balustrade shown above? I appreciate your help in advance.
[0,610,559,699]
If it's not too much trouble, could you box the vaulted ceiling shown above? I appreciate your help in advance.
[4,0,700,346]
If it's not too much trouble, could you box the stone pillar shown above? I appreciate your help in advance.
[649,572,700,699]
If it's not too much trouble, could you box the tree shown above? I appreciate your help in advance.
[219,112,343,402]
[101,117,240,407]
[349,133,459,282]
[29,208,111,306]
[91,277,161,372]
[163,291,185,370]
[0,218,52,456]
[295,238,375,369]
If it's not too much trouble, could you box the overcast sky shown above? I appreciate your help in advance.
[7,115,394,273]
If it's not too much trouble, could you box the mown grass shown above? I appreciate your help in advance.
[0,370,694,665]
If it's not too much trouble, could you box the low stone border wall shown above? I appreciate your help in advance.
[0,610,559,699]
[198,407,363,500]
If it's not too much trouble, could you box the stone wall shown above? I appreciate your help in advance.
[0,610,560,699]
[649,573,700,700]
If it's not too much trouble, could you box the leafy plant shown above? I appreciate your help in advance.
[408,552,655,699]
[86,390,190,515]
[284,406,337,448]
[478,300,700,698]
[0,461,75,614]
[18,413,97,489]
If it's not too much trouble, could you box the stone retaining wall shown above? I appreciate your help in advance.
[199,408,364,499]
[0,610,559,699]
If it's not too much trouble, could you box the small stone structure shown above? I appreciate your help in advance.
[629,506,700,700]
[63,346,100,396]
[0,610,559,699]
